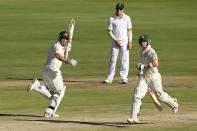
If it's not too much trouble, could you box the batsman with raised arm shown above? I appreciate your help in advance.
[27,31,77,118]
[127,34,178,123]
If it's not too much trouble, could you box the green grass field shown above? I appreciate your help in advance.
[0,0,197,80]
[0,0,197,130]
[0,78,197,131]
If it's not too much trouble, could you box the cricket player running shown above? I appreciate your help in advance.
[27,31,77,118]
[104,2,132,84]
[127,34,178,123]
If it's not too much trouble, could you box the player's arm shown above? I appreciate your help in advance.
[145,59,159,68]
[55,53,77,66]
[137,59,158,70]
[127,15,132,50]
[107,17,122,47]
[55,53,67,63]
[127,28,132,50]
[146,51,159,68]
[108,30,122,47]
[137,51,158,70]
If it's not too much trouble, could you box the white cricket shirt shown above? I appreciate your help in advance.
[108,13,132,40]
[45,41,65,70]
[141,45,159,75]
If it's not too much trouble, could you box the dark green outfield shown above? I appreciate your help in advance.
[0,85,196,113]
[0,0,197,80]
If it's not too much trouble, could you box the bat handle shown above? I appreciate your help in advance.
[65,48,69,59]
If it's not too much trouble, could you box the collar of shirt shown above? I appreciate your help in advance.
[57,40,64,47]
[113,13,125,19]
[142,45,151,53]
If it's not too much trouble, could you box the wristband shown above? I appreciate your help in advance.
[66,59,70,64]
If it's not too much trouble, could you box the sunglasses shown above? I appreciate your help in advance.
[116,8,123,10]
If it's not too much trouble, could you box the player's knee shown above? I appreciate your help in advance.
[110,58,115,64]
[52,93,59,100]
[59,86,66,98]
[156,91,168,102]
[133,88,142,102]
[133,94,141,102]
[122,57,128,64]
[54,85,64,93]
[55,88,61,93]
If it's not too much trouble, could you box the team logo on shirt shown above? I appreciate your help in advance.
[56,48,58,51]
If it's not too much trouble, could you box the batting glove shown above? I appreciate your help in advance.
[67,43,72,48]
[66,59,77,66]
[65,43,72,52]
[66,46,71,52]
[137,63,145,70]
[137,71,143,77]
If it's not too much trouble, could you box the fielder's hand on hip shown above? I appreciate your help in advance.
[66,59,77,66]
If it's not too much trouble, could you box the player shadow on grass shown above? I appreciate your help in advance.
[5,78,100,84]
[65,80,124,84]
[5,78,43,81]
[0,114,43,117]
[5,78,123,84]
[15,119,153,127]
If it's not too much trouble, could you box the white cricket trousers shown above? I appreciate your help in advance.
[43,66,64,93]
[130,73,178,119]
[42,66,66,115]
[107,39,129,80]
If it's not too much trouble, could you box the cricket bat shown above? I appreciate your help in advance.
[148,88,163,111]
[65,18,75,59]
[138,69,163,111]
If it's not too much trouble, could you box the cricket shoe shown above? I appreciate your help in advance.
[121,78,128,84]
[44,108,53,118]
[127,117,140,124]
[103,78,112,84]
[172,98,178,114]
[27,78,39,92]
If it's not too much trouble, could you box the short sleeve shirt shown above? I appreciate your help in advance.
[141,45,159,74]
[45,41,65,70]
[108,13,132,40]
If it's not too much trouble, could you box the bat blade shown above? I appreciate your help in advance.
[148,88,163,111]
[68,18,75,41]
[65,18,75,59]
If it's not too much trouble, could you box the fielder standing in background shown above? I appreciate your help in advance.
[104,2,132,84]
[127,34,178,123]
[27,31,77,118]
